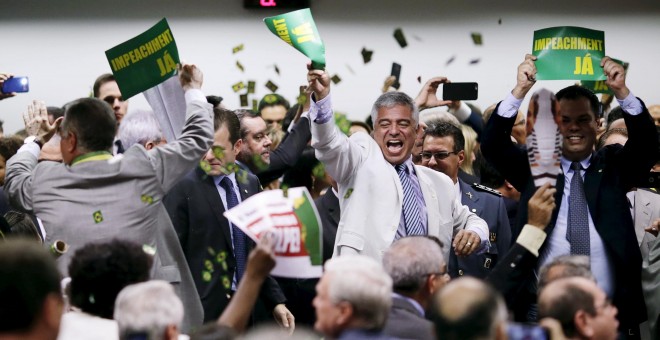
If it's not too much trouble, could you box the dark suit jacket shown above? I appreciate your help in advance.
[481,100,658,335]
[314,188,340,263]
[382,295,434,340]
[256,116,311,184]
[164,166,286,322]
[448,180,512,279]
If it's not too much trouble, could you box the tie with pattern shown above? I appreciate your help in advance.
[395,163,424,236]
[567,162,590,255]
[219,177,248,282]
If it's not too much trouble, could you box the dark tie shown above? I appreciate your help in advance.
[115,139,125,154]
[219,177,248,282]
[395,163,424,236]
[567,162,590,255]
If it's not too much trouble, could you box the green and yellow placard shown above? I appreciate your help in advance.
[105,18,180,99]
[264,8,326,69]
[532,26,605,81]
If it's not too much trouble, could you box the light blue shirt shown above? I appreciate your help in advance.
[538,156,614,297]
[392,292,425,316]
[213,171,242,291]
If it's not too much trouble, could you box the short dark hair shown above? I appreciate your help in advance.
[539,282,596,338]
[235,109,260,140]
[597,128,628,150]
[424,120,465,152]
[0,239,61,333]
[68,239,152,319]
[213,108,241,145]
[258,94,290,113]
[0,137,23,162]
[60,98,117,152]
[479,160,506,189]
[556,85,600,118]
[47,106,64,121]
[93,73,116,98]
[206,95,223,108]
[606,106,624,128]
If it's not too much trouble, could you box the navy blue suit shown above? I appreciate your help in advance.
[448,180,511,278]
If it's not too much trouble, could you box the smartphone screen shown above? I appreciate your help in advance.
[442,82,478,101]
[390,63,402,90]
[2,76,29,93]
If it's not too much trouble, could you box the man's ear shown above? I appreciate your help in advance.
[336,301,354,327]
[457,150,466,166]
[573,309,594,338]
[144,141,155,150]
[42,293,64,331]
[233,139,243,154]
[63,131,77,154]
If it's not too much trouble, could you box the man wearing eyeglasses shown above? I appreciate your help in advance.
[306,67,488,263]
[421,121,511,280]
[93,73,128,154]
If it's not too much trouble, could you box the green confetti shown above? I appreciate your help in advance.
[216,251,227,264]
[312,162,326,179]
[202,271,212,282]
[212,146,225,159]
[207,247,216,256]
[200,160,212,174]
[204,259,214,272]
[225,163,239,173]
[344,188,354,199]
[222,275,231,289]
[252,153,269,172]
[140,194,154,205]
[92,210,104,224]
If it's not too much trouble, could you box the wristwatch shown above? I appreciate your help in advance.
[24,135,44,149]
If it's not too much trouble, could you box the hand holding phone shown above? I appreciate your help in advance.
[390,62,402,90]
[1,76,29,94]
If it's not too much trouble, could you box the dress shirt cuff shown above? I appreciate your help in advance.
[516,224,547,257]
[466,224,490,254]
[287,111,310,134]
[184,88,206,104]
[309,94,333,124]
[616,92,642,115]
[496,93,523,118]
[449,101,472,122]
[17,142,41,159]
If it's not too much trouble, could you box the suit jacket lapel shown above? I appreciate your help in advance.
[459,179,480,211]
[584,156,603,227]
[416,166,439,236]
[197,168,234,251]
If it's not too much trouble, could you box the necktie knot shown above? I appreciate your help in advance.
[395,163,407,174]
[570,161,582,172]
[220,176,233,190]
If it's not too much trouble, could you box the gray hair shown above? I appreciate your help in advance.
[383,236,445,293]
[114,280,183,340]
[117,109,164,149]
[324,255,392,330]
[538,255,594,292]
[420,111,460,127]
[370,92,419,129]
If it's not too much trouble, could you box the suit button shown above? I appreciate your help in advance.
[458,269,464,276]
[226,293,231,300]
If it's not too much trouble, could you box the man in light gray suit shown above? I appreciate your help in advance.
[4,63,211,333]
[306,65,488,262]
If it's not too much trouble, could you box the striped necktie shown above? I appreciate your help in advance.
[395,163,424,236]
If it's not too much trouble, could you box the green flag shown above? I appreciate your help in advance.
[264,8,326,69]
[532,26,605,81]
[291,188,323,266]
[105,18,180,99]
[581,59,629,94]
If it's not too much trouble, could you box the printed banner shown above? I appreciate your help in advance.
[224,187,323,278]
[264,8,326,69]
[581,59,629,94]
[105,18,180,99]
[532,26,605,81]
[527,88,562,188]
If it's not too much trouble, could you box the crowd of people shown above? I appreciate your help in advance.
[0,52,658,340]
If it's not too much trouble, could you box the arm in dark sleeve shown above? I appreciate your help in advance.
[486,244,538,307]
[617,99,659,190]
[259,276,287,311]
[257,116,312,184]
[481,102,531,192]
[465,110,485,142]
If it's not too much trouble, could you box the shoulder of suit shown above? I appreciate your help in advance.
[639,187,659,196]
[470,183,502,197]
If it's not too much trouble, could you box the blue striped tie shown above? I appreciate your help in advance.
[220,177,248,282]
[396,163,424,236]
[567,162,590,255]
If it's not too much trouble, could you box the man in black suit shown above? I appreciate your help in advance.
[481,55,658,338]
[381,236,449,340]
[164,108,293,329]
[420,121,511,279]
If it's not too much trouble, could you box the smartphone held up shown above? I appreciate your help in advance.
[442,82,478,101]
[1,76,30,94]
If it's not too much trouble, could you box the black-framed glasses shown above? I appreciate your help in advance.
[420,151,458,161]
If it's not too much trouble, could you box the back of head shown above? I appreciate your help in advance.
[68,239,152,319]
[114,280,183,340]
[258,94,290,113]
[597,128,628,151]
[538,255,594,292]
[61,98,117,152]
[420,111,460,127]
[383,236,445,295]
[206,95,224,109]
[0,239,61,333]
[117,109,164,149]
[370,91,419,129]
[0,136,24,162]
[324,255,393,331]
[556,85,600,118]
[424,120,465,151]
[431,277,507,340]
[538,277,597,338]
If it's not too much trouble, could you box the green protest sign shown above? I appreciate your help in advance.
[264,8,326,69]
[532,26,605,81]
[581,59,629,94]
[105,18,179,99]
